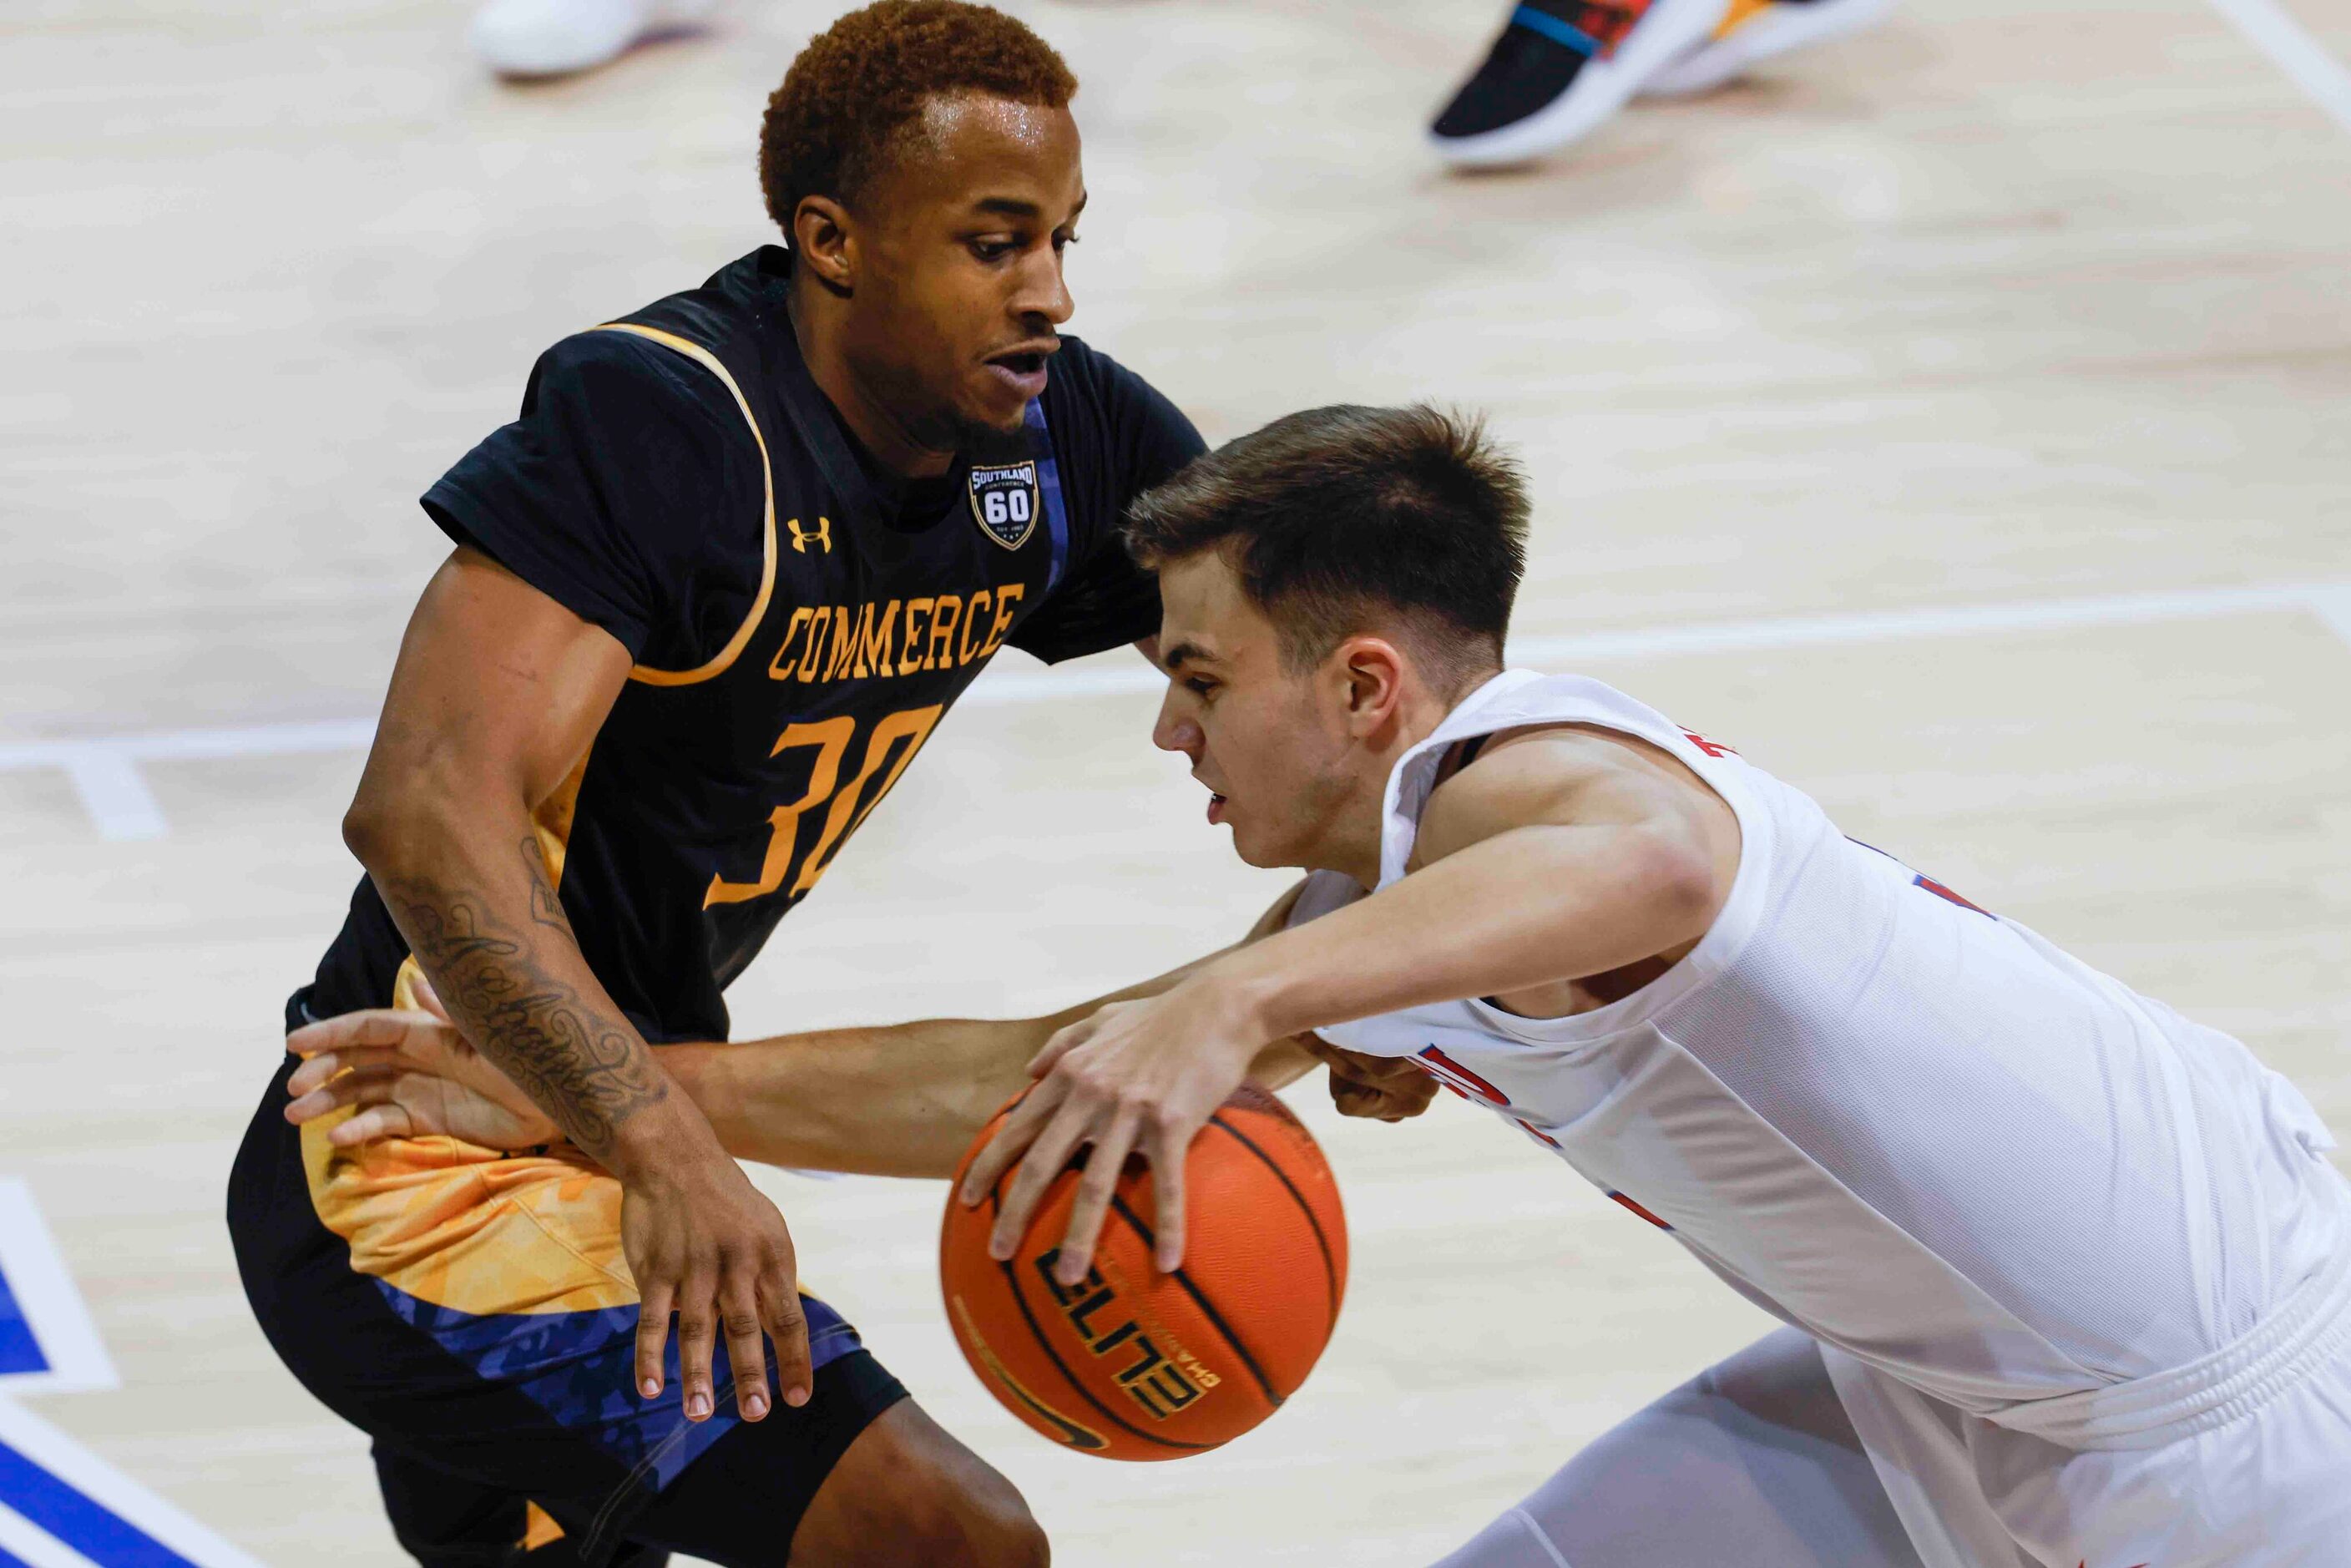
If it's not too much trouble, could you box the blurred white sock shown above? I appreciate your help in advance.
[469,0,717,78]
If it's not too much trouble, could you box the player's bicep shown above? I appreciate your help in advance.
[367,546,632,809]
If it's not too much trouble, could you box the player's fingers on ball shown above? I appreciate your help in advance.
[1148,1121,1190,1273]
[958,1075,1062,1206]
[674,1271,720,1422]
[634,1282,675,1400]
[1026,1014,1097,1077]
[988,1101,1091,1262]
[1054,1105,1139,1286]
[716,1271,771,1420]
[412,973,451,1023]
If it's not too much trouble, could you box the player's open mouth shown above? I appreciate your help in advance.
[983,346,1054,399]
[1206,792,1228,825]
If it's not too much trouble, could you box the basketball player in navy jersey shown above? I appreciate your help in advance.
[225,4,1286,1563]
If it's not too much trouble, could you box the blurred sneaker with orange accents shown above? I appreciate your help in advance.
[1641,0,1894,98]
[469,0,715,78]
[1428,0,1729,167]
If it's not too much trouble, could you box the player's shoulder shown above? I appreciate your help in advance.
[1044,328,1110,381]
[1040,331,1120,410]
[1416,726,1639,862]
[1041,332,1203,488]
[1043,332,1171,419]
[523,325,735,424]
[523,247,782,422]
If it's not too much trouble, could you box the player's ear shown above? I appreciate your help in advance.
[793,196,856,297]
[1335,636,1406,739]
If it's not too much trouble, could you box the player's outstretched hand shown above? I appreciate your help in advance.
[1302,1036,1440,1122]
[285,977,559,1151]
[291,985,809,1426]
[958,977,1264,1288]
[615,1115,813,1425]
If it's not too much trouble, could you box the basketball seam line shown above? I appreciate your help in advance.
[983,1191,1208,1451]
[1204,1113,1342,1337]
[1106,1192,1285,1410]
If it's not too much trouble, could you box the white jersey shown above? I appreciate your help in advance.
[1292,669,2349,1427]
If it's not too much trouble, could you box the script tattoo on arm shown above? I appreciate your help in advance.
[384,836,668,1157]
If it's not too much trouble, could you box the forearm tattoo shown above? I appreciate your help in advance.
[384,837,667,1156]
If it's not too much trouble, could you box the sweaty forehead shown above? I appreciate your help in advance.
[874,94,1084,217]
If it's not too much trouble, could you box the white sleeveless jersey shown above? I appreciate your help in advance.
[1292,670,2347,1415]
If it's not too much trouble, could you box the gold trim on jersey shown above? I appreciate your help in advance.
[590,322,780,688]
[533,749,590,890]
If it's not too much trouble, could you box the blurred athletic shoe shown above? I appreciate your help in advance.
[470,0,716,78]
[1428,0,1729,167]
[1641,0,1893,97]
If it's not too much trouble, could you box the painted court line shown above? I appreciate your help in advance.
[2208,0,2351,135]
[0,1185,114,1400]
[3,581,2348,841]
[0,1191,259,1567]
[0,1504,99,1568]
[974,580,2351,703]
[0,1407,260,1568]
[0,1439,199,1568]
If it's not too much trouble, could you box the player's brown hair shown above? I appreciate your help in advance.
[1125,405,1529,684]
[760,1,1078,237]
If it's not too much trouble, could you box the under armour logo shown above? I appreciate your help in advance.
[787,516,832,554]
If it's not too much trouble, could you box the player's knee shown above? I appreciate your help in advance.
[969,1474,1049,1568]
[892,1465,1046,1568]
[794,1402,1046,1568]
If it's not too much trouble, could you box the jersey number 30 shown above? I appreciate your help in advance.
[704,705,944,908]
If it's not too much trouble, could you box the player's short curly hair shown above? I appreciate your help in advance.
[760,1,1078,239]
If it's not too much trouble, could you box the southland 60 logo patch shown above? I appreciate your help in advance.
[968,460,1040,550]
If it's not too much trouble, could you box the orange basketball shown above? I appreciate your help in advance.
[940,1084,1347,1461]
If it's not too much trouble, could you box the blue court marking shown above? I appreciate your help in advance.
[0,1436,199,1568]
[1511,4,1603,55]
[0,1259,44,1378]
[0,1542,32,1568]
[1022,399,1072,594]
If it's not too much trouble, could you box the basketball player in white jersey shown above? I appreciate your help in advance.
[964,403,2351,1568]
[286,403,2349,1563]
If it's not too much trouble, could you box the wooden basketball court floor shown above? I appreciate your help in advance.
[4,0,2349,1561]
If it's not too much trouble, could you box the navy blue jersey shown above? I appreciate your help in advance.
[301,245,1201,1041]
